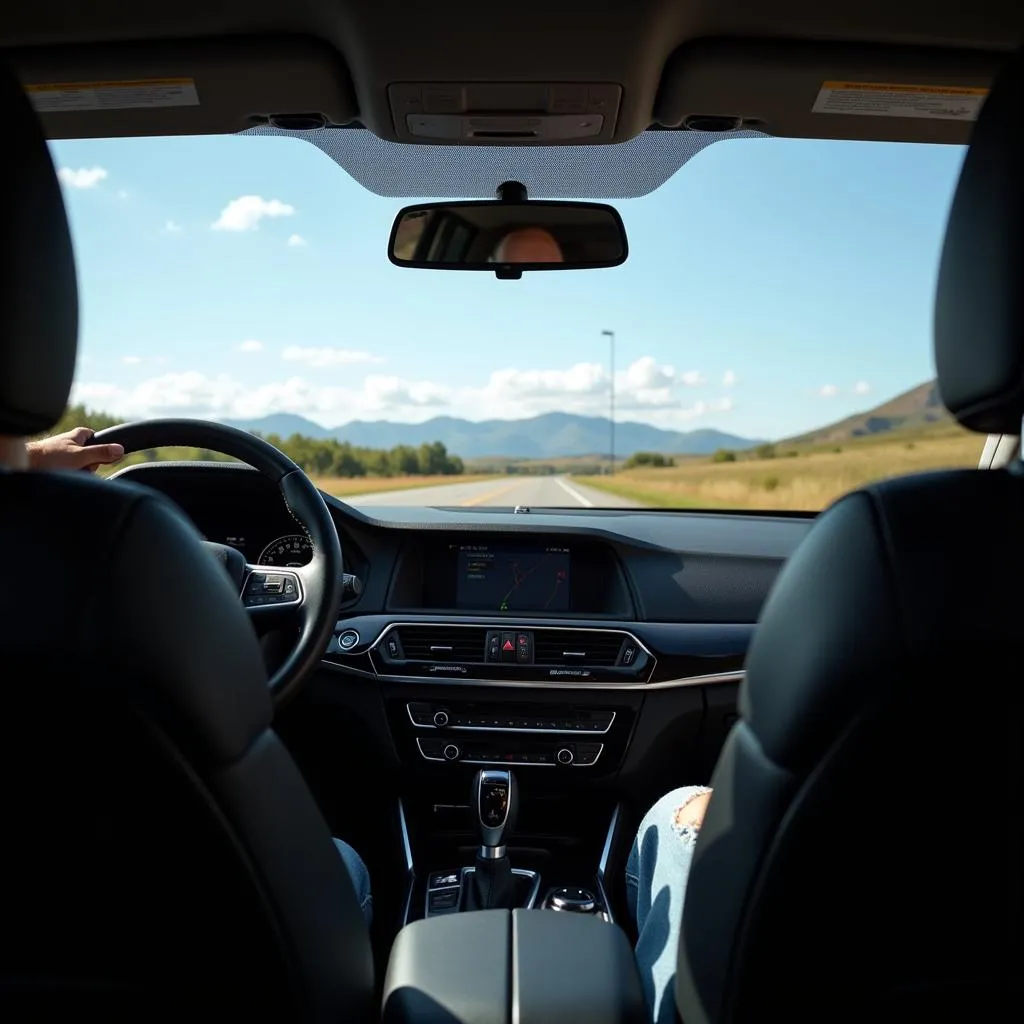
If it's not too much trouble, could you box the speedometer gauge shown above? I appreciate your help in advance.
[258,534,313,567]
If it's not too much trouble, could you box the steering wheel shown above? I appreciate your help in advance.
[89,419,343,708]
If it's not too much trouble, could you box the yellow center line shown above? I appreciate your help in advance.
[460,479,526,507]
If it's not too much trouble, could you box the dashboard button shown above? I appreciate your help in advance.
[338,629,359,651]
[556,748,574,765]
[429,871,461,890]
[433,710,450,728]
[574,743,602,766]
[408,702,433,726]
[501,632,516,663]
[486,631,502,662]
[443,744,460,761]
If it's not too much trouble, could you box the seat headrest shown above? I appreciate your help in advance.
[935,49,1024,435]
[0,64,78,437]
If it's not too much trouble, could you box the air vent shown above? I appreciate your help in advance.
[396,625,488,662]
[533,630,624,667]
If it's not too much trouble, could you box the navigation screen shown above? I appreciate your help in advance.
[456,544,570,612]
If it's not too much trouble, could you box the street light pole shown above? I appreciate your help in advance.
[601,329,615,475]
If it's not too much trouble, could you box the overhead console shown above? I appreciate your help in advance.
[388,82,623,144]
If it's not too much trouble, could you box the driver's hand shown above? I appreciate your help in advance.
[26,427,125,473]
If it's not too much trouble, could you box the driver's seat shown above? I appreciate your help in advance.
[0,68,374,1020]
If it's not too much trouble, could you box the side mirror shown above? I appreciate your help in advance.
[388,181,627,279]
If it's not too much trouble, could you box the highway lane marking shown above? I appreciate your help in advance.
[460,480,528,506]
[554,476,594,507]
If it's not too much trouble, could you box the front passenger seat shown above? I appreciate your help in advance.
[0,65,374,1021]
[673,49,1022,1024]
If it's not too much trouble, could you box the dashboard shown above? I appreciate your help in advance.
[113,461,813,689]
[108,460,817,803]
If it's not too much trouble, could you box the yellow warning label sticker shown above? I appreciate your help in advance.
[26,77,200,113]
[812,81,988,121]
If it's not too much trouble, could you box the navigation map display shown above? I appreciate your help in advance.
[456,544,571,612]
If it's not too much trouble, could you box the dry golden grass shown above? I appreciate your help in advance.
[577,428,985,511]
[310,473,495,497]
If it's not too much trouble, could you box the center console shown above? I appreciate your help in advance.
[421,767,614,924]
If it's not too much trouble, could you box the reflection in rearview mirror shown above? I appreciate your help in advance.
[388,195,627,278]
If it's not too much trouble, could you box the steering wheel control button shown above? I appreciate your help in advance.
[244,571,300,607]
[443,743,461,761]
[548,887,597,914]
[433,710,450,728]
[556,747,574,765]
[337,629,359,651]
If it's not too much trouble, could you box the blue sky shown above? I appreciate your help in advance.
[51,131,966,441]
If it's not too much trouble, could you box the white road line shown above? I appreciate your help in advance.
[554,476,594,507]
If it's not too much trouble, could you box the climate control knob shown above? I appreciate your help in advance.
[556,748,574,765]
[443,743,460,761]
[433,710,450,728]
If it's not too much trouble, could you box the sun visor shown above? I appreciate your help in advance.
[6,36,357,140]
[655,40,1006,145]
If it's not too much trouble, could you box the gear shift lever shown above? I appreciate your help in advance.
[467,768,517,910]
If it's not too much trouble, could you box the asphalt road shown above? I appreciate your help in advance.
[344,474,644,509]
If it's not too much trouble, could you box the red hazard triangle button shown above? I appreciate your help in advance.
[502,639,514,651]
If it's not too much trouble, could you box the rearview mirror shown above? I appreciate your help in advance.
[388,185,627,278]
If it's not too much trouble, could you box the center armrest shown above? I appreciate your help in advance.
[382,908,646,1024]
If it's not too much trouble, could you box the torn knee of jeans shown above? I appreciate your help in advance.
[671,788,712,837]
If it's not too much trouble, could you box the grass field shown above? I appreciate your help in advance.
[575,427,984,511]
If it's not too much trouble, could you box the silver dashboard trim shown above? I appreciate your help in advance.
[320,659,745,691]
[397,799,415,929]
[596,804,621,925]
[417,737,603,768]
[368,622,657,682]
[598,804,620,880]
[405,703,616,735]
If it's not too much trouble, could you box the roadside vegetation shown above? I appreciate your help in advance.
[575,424,983,511]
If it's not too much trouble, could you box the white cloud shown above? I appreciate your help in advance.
[819,384,839,397]
[852,380,871,395]
[120,355,142,365]
[57,166,108,189]
[281,345,382,368]
[677,370,707,387]
[164,220,183,233]
[212,195,295,231]
[286,233,307,247]
[722,369,737,387]
[236,339,264,354]
[70,355,736,429]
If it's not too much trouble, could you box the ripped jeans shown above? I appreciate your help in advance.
[626,786,712,1024]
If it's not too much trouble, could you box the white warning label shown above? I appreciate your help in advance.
[26,78,200,113]
[812,81,988,121]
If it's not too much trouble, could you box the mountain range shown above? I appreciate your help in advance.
[223,411,761,459]
[224,380,947,459]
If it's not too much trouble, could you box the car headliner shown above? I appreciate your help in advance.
[2,0,1021,196]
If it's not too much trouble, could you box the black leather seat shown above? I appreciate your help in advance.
[675,51,1023,1024]
[0,67,374,1020]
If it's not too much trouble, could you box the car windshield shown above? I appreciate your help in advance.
[49,130,981,511]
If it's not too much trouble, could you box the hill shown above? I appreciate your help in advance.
[786,381,950,445]
[224,411,760,459]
